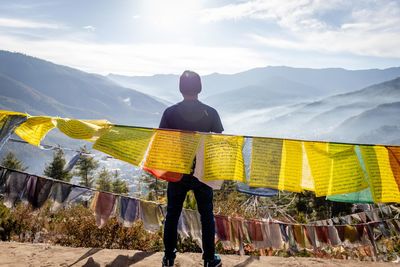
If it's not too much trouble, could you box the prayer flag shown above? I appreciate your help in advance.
[93,126,154,166]
[144,129,200,174]
[304,142,367,196]
[15,116,55,146]
[202,134,245,182]
[360,145,400,203]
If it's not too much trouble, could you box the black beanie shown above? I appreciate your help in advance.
[179,70,202,95]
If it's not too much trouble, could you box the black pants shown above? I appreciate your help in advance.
[163,174,215,260]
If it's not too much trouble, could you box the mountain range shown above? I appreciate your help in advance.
[110,63,400,145]
[0,50,166,127]
[245,77,400,143]
[109,65,400,104]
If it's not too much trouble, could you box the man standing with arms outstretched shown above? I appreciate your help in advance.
[160,70,223,267]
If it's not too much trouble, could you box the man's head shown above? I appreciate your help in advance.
[179,70,202,97]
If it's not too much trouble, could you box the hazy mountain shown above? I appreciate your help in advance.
[357,125,400,145]
[231,66,400,96]
[253,77,399,137]
[0,50,166,126]
[223,77,400,144]
[107,73,179,104]
[0,72,90,116]
[204,76,320,113]
[331,102,400,143]
[108,66,400,104]
[109,68,400,144]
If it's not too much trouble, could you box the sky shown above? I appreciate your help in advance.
[0,0,399,75]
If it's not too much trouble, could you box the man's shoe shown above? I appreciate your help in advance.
[204,255,222,267]
[162,256,175,267]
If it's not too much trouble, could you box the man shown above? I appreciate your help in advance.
[160,70,223,267]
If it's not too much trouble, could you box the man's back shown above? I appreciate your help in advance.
[159,99,223,133]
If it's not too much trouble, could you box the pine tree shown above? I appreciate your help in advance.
[75,147,98,188]
[111,170,129,194]
[96,167,112,192]
[1,151,27,171]
[140,171,166,201]
[43,149,72,182]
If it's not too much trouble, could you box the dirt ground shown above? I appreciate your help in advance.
[0,242,398,267]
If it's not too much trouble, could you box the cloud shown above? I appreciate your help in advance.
[201,0,400,59]
[0,34,269,75]
[83,25,96,31]
[200,0,347,30]
[0,17,64,29]
[0,1,398,75]
[250,29,400,59]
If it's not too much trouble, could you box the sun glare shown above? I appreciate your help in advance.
[139,0,202,34]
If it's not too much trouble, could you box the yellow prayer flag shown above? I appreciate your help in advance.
[56,118,110,141]
[278,140,303,192]
[14,116,55,146]
[305,142,368,197]
[248,138,283,188]
[328,144,368,195]
[249,138,303,192]
[93,126,154,166]
[144,129,201,174]
[360,145,400,203]
[203,134,245,182]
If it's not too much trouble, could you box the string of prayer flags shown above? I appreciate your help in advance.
[304,142,368,197]
[202,135,245,182]
[2,109,400,203]
[2,166,400,255]
[93,126,154,166]
[144,129,201,174]
[249,138,303,192]
[359,145,400,203]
